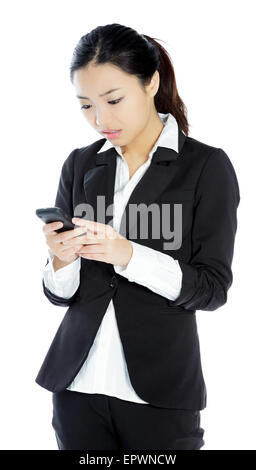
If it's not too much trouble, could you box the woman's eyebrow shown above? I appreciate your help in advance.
[76,88,123,99]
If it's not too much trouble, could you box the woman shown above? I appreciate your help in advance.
[35,23,240,450]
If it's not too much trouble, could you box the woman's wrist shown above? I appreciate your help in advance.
[52,255,78,272]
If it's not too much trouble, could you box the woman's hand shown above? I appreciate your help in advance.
[61,217,133,266]
[42,221,87,263]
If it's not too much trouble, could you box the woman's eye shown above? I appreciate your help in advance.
[108,98,123,105]
[80,98,123,110]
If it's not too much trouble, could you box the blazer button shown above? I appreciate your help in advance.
[109,275,117,288]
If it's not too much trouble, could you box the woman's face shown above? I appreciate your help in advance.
[73,63,159,147]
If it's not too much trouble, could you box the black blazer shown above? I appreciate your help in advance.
[35,128,240,410]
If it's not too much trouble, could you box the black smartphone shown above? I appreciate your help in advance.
[35,207,77,234]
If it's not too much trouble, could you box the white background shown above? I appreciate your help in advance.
[0,0,255,450]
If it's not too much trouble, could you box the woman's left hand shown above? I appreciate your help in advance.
[61,217,133,266]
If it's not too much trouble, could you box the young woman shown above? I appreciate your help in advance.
[35,23,240,450]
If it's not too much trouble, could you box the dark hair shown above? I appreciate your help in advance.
[70,23,189,136]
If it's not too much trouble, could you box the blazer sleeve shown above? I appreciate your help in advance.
[42,148,81,307]
[168,147,240,311]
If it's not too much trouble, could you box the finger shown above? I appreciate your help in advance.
[72,218,114,237]
[79,253,107,262]
[58,244,77,253]
[43,221,63,234]
[53,226,88,244]
[77,245,105,254]
[62,235,102,246]
[72,227,95,238]
[58,242,84,254]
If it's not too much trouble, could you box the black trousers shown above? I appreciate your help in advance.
[51,389,205,450]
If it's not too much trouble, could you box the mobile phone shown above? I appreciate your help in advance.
[35,207,76,233]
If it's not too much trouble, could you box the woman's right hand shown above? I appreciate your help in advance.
[42,221,87,263]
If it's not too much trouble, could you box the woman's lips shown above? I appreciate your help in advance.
[102,130,122,139]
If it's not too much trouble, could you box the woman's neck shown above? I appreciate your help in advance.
[121,112,164,166]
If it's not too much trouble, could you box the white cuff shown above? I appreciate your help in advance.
[42,249,81,298]
[114,241,182,301]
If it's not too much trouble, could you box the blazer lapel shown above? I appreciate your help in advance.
[83,128,186,239]
[83,147,117,227]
